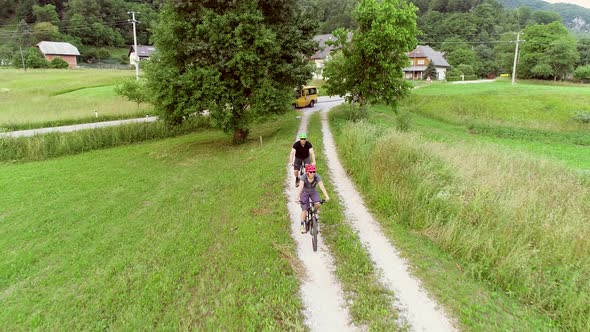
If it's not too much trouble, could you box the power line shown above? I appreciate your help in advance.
[0,13,142,28]
[0,20,140,37]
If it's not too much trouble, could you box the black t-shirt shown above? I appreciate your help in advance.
[292,141,313,159]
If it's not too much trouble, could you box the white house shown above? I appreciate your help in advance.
[403,45,450,80]
[310,33,352,79]
[128,45,156,64]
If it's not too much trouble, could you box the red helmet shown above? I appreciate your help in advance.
[305,164,316,172]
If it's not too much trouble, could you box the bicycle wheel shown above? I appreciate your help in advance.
[311,215,318,252]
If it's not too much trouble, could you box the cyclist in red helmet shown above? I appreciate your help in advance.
[294,164,330,233]
[289,133,316,187]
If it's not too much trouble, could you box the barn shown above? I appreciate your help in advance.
[37,41,80,69]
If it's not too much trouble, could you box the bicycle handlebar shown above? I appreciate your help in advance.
[299,199,327,204]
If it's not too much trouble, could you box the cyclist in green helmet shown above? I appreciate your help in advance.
[289,132,316,187]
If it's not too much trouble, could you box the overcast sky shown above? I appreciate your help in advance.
[544,0,590,8]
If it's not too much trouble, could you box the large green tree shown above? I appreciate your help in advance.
[577,36,590,66]
[323,0,418,109]
[520,21,578,80]
[145,0,317,143]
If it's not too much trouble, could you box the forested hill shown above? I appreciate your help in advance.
[498,0,590,32]
[0,0,160,47]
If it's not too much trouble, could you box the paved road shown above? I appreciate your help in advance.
[0,116,159,138]
[0,98,342,139]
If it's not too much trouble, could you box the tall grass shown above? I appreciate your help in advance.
[0,117,210,162]
[334,119,590,330]
[0,112,151,132]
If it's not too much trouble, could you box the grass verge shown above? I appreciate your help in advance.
[0,117,210,163]
[306,112,405,330]
[330,106,589,330]
[0,112,152,132]
[0,113,305,330]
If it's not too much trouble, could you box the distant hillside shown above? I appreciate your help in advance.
[498,0,590,32]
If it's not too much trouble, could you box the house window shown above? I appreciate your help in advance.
[417,59,425,65]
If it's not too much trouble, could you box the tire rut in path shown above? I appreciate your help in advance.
[284,109,355,332]
[319,109,457,332]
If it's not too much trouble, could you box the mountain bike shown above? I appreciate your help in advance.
[304,199,326,252]
[294,160,307,187]
[299,160,307,177]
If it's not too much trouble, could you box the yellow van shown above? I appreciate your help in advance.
[293,86,318,108]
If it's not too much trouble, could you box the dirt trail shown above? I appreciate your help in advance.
[319,108,457,332]
[284,103,354,331]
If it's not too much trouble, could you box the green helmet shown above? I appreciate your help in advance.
[299,133,307,139]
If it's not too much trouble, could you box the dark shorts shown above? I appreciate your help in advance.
[300,191,320,211]
[294,157,311,171]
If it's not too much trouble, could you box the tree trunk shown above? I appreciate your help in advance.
[232,128,249,144]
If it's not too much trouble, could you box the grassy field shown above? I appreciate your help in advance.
[0,109,415,330]
[407,79,590,132]
[0,69,151,130]
[329,80,590,330]
[0,114,308,330]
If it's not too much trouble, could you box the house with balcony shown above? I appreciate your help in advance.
[403,45,450,80]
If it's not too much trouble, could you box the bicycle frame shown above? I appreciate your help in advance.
[304,198,325,252]
[299,160,307,177]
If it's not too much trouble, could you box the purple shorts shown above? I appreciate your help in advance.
[300,191,320,211]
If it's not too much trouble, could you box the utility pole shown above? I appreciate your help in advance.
[128,11,140,80]
[512,32,524,85]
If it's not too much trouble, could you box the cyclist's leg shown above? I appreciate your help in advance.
[300,191,311,233]
[310,191,321,216]
[294,158,302,185]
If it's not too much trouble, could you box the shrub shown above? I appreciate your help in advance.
[119,54,129,65]
[457,64,475,76]
[50,57,69,69]
[115,79,150,107]
[573,65,590,81]
[395,110,412,132]
[342,103,368,121]
[13,48,49,69]
[573,111,590,124]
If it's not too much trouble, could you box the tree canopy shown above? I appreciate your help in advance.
[323,0,418,110]
[520,21,578,80]
[145,0,317,143]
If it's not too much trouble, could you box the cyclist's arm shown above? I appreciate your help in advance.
[309,148,316,165]
[318,181,330,201]
[290,148,296,164]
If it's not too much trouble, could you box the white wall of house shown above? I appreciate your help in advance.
[313,59,324,79]
[436,68,447,80]
[129,52,138,65]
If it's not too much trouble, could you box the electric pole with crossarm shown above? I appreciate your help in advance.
[512,32,525,85]
[128,11,140,80]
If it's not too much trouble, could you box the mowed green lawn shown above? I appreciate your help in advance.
[0,115,305,330]
[396,80,590,171]
[409,79,590,132]
[0,69,151,128]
